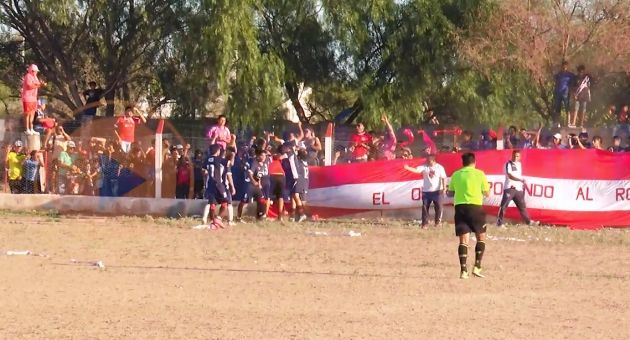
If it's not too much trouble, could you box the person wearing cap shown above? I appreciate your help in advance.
[114,106,146,153]
[21,64,46,136]
[5,140,26,193]
[57,141,76,194]
[544,133,567,149]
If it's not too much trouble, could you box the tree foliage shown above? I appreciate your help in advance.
[0,0,627,129]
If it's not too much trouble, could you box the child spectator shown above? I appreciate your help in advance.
[175,156,192,199]
[23,150,43,194]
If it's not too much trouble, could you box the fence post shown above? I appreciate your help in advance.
[324,122,333,166]
[155,119,164,198]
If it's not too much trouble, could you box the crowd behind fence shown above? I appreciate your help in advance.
[2,109,630,201]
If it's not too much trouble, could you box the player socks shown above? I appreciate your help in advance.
[202,204,211,224]
[458,243,468,272]
[475,241,485,268]
[227,204,234,222]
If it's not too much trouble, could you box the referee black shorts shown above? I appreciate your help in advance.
[454,204,487,236]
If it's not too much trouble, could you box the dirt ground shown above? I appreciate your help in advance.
[0,211,628,340]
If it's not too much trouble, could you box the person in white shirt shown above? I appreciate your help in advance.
[497,150,539,226]
[404,154,447,228]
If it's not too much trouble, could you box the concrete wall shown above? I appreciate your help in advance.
[0,193,474,223]
[0,193,207,218]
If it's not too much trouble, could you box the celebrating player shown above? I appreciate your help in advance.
[447,153,490,279]
[202,144,228,229]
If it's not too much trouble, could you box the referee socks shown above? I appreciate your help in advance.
[458,244,468,272]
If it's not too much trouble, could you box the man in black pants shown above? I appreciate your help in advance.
[497,150,539,227]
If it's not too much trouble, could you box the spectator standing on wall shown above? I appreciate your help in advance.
[114,106,146,153]
[21,64,46,135]
[350,123,372,163]
[569,65,592,128]
[553,60,575,128]
[5,141,26,193]
[208,115,231,150]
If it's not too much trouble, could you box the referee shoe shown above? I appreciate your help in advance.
[472,266,485,278]
[460,271,469,279]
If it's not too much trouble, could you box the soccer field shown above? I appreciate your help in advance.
[0,211,628,339]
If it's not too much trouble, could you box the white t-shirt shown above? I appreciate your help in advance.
[504,160,524,191]
[416,163,447,192]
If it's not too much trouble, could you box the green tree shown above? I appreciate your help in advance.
[0,0,188,117]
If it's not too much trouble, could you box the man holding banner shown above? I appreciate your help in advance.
[447,153,489,279]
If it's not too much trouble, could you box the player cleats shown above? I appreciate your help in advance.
[460,271,469,279]
[298,215,307,223]
[472,266,485,278]
[528,220,540,226]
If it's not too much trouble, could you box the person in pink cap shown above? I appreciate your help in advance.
[207,115,231,150]
[21,64,46,135]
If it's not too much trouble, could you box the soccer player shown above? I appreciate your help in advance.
[292,148,310,222]
[497,150,539,227]
[237,149,267,221]
[224,147,238,225]
[202,144,228,229]
[447,153,490,279]
[403,154,447,228]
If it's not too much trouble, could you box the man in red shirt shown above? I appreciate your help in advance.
[114,106,146,153]
[350,123,372,162]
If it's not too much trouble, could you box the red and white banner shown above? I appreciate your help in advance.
[308,150,630,229]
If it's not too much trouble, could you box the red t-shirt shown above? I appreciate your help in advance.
[116,117,140,143]
[618,110,628,124]
[176,164,191,185]
[269,158,285,175]
[351,133,372,158]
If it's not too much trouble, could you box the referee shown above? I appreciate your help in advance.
[447,153,490,279]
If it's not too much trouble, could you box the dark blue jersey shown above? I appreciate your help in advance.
[204,156,227,187]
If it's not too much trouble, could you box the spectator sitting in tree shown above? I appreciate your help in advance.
[569,64,592,128]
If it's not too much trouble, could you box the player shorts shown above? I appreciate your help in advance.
[261,177,271,199]
[241,183,263,203]
[206,183,228,205]
[292,178,308,196]
[454,204,487,236]
[269,175,286,200]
